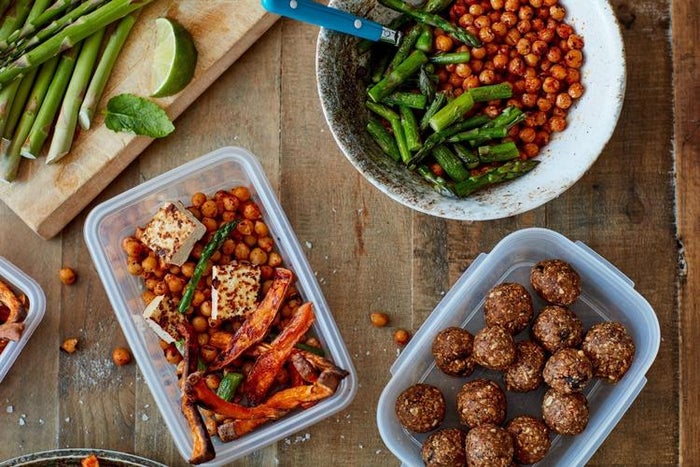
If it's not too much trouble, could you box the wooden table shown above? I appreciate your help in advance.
[0,0,693,465]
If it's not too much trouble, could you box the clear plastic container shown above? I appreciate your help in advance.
[84,147,357,466]
[377,227,660,467]
[0,257,46,384]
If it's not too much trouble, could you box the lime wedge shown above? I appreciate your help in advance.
[150,18,198,98]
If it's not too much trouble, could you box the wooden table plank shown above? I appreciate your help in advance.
[672,0,700,464]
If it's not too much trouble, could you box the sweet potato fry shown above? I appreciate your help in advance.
[208,268,293,371]
[0,322,24,341]
[0,279,25,324]
[181,395,215,464]
[243,302,315,405]
[184,372,283,420]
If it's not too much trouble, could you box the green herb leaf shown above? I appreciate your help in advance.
[104,93,174,138]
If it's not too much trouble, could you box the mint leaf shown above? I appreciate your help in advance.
[104,93,175,138]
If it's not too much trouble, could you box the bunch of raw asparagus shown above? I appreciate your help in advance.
[362,0,539,197]
[0,0,155,182]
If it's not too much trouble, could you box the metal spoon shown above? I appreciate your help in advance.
[261,0,402,45]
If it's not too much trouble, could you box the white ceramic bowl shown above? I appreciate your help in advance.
[316,0,625,220]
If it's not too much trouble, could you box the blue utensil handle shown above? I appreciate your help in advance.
[261,0,400,44]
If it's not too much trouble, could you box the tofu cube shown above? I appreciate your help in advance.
[137,201,206,267]
[211,262,262,323]
[142,295,187,344]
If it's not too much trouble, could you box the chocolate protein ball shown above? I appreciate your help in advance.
[530,259,581,306]
[432,327,476,377]
[472,325,516,370]
[506,415,551,465]
[395,383,446,433]
[504,340,547,392]
[421,428,468,467]
[541,388,589,435]
[531,305,584,354]
[465,424,515,467]
[582,321,635,383]
[456,378,507,428]
[484,282,534,335]
[543,348,593,394]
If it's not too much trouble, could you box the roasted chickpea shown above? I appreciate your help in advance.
[231,186,251,201]
[191,192,207,207]
[435,34,454,52]
[112,347,132,366]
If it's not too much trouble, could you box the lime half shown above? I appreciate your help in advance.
[150,17,198,98]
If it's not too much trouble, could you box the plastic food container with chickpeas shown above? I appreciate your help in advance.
[376,227,660,466]
[83,147,357,466]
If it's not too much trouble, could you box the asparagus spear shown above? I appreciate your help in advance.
[400,105,422,152]
[477,141,520,163]
[381,91,427,109]
[46,28,105,163]
[428,89,474,132]
[469,82,512,102]
[419,92,446,131]
[378,0,481,47]
[2,0,110,62]
[384,23,422,77]
[453,159,540,197]
[21,44,81,158]
[366,100,411,163]
[447,125,507,145]
[79,13,136,129]
[0,79,20,137]
[367,49,427,103]
[409,114,489,167]
[431,144,469,182]
[430,51,470,65]
[0,57,60,181]
[0,0,33,42]
[1,0,78,52]
[366,117,400,161]
[3,69,38,139]
[416,165,454,197]
[0,0,154,87]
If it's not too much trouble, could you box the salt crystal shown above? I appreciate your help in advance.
[141,414,149,422]
[6,405,13,413]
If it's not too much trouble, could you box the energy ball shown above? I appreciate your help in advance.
[541,388,589,435]
[432,327,476,377]
[472,326,517,370]
[456,378,507,428]
[531,305,584,354]
[543,348,593,394]
[394,384,446,433]
[530,259,581,306]
[421,428,468,467]
[465,424,515,467]
[582,321,635,383]
[484,282,534,335]
[504,340,547,392]
[506,415,551,465]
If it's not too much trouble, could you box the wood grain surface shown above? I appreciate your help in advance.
[0,0,277,239]
[0,0,686,465]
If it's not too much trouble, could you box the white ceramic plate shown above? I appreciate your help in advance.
[316,0,625,220]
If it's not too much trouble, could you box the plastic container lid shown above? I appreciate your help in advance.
[377,227,660,467]
[84,147,357,466]
[0,257,46,384]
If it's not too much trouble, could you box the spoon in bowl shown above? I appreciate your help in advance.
[261,0,402,45]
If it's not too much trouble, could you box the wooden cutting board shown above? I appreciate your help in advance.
[0,0,278,239]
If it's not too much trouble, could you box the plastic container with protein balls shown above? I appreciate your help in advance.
[0,257,46,384]
[84,147,357,466]
[377,227,660,467]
